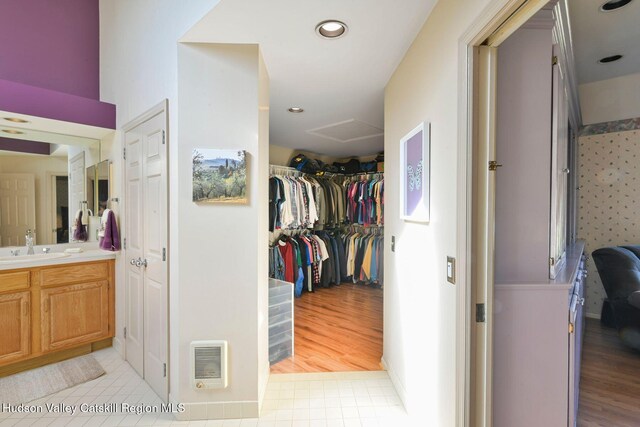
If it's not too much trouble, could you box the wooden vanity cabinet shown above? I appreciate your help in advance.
[0,259,114,374]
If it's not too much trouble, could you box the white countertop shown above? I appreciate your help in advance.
[0,245,117,271]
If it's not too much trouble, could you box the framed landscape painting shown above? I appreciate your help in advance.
[192,149,248,204]
[400,122,430,222]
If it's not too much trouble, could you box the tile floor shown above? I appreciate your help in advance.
[0,349,414,427]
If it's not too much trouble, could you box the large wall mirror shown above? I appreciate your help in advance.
[0,125,101,247]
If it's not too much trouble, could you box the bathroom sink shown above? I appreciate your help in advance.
[0,252,70,263]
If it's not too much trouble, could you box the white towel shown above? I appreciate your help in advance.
[98,208,112,238]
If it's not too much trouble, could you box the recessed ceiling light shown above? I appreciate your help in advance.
[315,20,348,39]
[288,107,304,113]
[599,54,623,63]
[3,117,29,124]
[2,129,25,135]
[600,0,633,12]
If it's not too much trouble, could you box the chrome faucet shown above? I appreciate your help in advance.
[25,229,35,255]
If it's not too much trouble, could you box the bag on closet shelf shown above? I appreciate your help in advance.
[333,158,360,174]
[289,154,322,174]
[360,160,378,172]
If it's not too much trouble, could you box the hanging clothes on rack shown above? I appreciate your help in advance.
[341,227,384,286]
[269,172,346,231]
[342,175,384,226]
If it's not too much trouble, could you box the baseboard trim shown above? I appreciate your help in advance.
[258,363,270,415]
[112,336,124,357]
[172,400,260,421]
[585,312,601,320]
[381,356,408,413]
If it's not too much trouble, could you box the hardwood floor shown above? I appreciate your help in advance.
[578,318,640,426]
[270,283,383,373]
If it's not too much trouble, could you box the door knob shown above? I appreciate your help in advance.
[130,258,137,266]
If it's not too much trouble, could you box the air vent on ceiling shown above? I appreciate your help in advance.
[191,340,228,389]
[306,119,383,143]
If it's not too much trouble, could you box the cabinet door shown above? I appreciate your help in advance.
[0,291,30,363]
[41,281,109,352]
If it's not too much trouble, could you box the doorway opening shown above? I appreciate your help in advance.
[54,175,69,244]
[267,150,384,373]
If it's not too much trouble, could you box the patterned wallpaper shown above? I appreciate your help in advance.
[578,127,640,318]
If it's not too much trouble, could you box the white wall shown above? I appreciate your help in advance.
[383,0,493,423]
[176,43,268,413]
[580,72,640,125]
[0,155,68,245]
[99,0,221,403]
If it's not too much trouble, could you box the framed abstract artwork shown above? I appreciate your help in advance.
[400,122,430,222]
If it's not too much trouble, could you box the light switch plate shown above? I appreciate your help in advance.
[447,256,456,284]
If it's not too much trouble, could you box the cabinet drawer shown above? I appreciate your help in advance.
[40,262,109,288]
[0,271,30,293]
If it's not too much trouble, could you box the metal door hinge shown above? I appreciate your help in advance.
[488,161,503,171]
[162,130,166,145]
[123,237,127,250]
[123,147,126,160]
[476,303,486,323]
[124,327,127,339]
[550,257,555,266]
[569,323,574,334]
[163,363,167,377]
[552,55,558,65]
[162,248,166,261]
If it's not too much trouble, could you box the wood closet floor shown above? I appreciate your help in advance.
[270,283,383,373]
[578,318,640,426]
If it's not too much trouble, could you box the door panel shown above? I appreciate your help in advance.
[141,114,168,401]
[41,282,109,352]
[0,173,36,247]
[0,291,30,364]
[125,130,144,377]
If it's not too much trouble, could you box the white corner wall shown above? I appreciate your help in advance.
[383,0,492,424]
[99,0,221,404]
[176,42,268,413]
[579,72,640,125]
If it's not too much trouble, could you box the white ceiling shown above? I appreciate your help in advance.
[569,0,640,84]
[182,0,437,158]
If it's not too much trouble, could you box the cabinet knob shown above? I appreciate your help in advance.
[562,168,570,174]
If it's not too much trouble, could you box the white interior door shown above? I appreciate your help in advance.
[124,105,168,402]
[69,152,85,237]
[0,173,36,247]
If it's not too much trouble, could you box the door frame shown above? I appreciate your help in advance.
[122,99,170,400]
[456,1,550,426]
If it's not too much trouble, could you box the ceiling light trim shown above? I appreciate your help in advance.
[598,54,623,63]
[600,0,633,12]
[315,20,348,39]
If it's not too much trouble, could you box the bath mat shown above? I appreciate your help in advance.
[0,354,105,405]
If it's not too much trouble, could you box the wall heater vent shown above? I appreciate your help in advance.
[190,340,228,389]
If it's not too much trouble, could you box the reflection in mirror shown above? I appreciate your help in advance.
[0,127,100,247]
[87,160,110,217]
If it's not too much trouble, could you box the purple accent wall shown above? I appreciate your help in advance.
[0,0,99,100]
[0,79,115,129]
[0,137,51,155]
